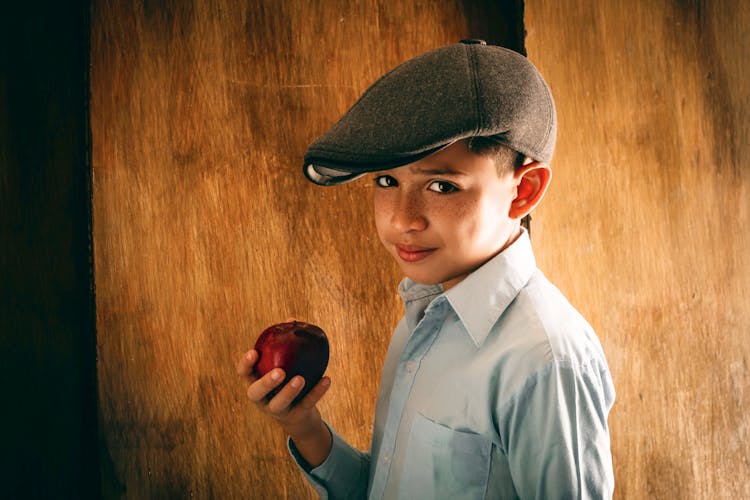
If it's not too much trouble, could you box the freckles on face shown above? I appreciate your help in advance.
[443,184,511,253]
[370,141,520,288]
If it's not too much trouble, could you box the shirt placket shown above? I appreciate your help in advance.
[369,296,447,500]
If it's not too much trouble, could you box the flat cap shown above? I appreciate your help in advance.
[304,40,557,186]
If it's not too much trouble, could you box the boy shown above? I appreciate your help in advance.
[238,40,615,499]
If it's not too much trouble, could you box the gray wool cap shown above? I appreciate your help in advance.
[304,40,557,186]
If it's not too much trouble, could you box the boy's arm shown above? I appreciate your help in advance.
[238,350,371,499]
[288,424,371,500]
[503,358,615,499]
[237,350,332,466]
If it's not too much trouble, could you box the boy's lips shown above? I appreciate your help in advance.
[395,244,437,263]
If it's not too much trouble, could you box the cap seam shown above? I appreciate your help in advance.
[304,146,445,172]
[531,68,555,161]
[467,45,483,135]
[306,139,456,158]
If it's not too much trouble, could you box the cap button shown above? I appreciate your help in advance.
[460,39,487,45]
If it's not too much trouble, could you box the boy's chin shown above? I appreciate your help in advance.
[399,270,440,286]
[399,265,472,291]
[402,271,460,289]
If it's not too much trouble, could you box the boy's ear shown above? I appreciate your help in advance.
[509,161,552,219]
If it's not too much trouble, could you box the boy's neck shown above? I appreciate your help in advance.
[441,224,524,291]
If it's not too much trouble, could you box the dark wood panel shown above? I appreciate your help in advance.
[0,0,99,497]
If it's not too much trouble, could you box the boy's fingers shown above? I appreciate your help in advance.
[266,375,306,414]
[293,376,331,411]
[237,349,258,377]
[246,368,286,403]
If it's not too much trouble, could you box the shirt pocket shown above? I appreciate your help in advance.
[399,412,492,500]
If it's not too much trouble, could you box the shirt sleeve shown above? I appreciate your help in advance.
[501,357,616,499]
[287,423,371,499]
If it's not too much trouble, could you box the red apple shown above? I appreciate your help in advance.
[253,321,329,402]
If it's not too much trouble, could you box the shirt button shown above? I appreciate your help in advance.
[406,360,417,373]
[382,453,391,464]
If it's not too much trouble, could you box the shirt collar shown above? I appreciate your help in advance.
[444,228,537,347]
[398,279,443,303]
[396,229,537,347]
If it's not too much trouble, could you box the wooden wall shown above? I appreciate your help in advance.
[525,1,750,498]
[91,1,520,497]
[90,0,749,498]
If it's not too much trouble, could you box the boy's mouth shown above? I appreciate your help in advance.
[395,244,436,263]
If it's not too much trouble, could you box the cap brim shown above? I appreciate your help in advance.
[303,164,365,186]
[303,142,460,186]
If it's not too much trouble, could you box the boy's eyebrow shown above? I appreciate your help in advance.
[410,165,468,176]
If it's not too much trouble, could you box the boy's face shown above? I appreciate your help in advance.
[373,141,522,290]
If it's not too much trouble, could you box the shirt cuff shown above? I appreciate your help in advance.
[287,422,369,499]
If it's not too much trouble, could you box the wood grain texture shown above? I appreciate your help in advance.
[525,1,750,498]
[91,1,520,497]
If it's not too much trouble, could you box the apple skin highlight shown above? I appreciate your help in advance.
[253,321,330,402]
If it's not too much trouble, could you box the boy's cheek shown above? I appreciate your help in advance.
[371,225,398,259]
[377,233,394,255]
[372,212,390,245]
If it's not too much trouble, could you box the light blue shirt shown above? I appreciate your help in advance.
[290,230,615,499]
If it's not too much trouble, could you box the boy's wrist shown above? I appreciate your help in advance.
[286,417,328,445]
[287,419,333,468]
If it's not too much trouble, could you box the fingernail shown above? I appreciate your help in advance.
[321,378,331,388]
[270,370,282,382]
[245,351,255,361]
[291,377,304,389]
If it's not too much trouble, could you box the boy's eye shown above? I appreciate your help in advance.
[428,180,459,194]
[374,175,398,188]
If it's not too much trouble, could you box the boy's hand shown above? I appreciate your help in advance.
[237,349,333,467]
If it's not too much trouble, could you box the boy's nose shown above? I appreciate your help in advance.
[391,193,427,232]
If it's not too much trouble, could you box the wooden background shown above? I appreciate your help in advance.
[525,1,749,498]
[88,1,749,499]
[91,1,523,497]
